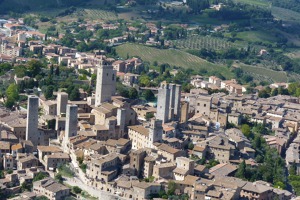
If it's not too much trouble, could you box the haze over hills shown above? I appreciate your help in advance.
[2,0,300,199]
[0,0,91,13]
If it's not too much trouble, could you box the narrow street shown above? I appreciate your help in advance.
[64,176,126,200]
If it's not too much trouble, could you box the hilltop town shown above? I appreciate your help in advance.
[1,0,300,200]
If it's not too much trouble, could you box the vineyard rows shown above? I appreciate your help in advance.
[76,9,118,20]
[172,35,233,51]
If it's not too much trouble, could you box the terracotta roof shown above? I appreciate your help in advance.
[128,125,149,137]
[0,141,10,150]
[37,146,62,152]
[11,143,22,151]
[157,144,180,154]
[193,145,205,152]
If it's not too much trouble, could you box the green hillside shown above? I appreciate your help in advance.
[116,43,234,79]
[0,0,90,13]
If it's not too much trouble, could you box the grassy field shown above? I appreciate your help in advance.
[235,31,279,44]
[76,8,118,21]
[238,63,288,82]
[172,35,234,51]
[271,7,300,22]
[116,43,233,78]
[235,0,270,7]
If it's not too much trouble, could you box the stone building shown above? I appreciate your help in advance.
[56,92,68,116]
[128,119,163,149]
[195,95,212,116]
[156,82,181,123]
[95,59,117,106]
[63,104,78,152]
[44,153,70,171]
[33,178,70,200]
[26,96,39,146]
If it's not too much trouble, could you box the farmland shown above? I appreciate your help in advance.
[238,63,288,82]
[171,35,235,51]
[235,31,279,44]
[75,9,118,21]
[116,43,234,79]
[235,0,270,7]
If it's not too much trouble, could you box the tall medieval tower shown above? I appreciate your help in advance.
[26,95,39,146]
[95,59,117,106]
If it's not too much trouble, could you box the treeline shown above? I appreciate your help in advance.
[135,0,158,5]
[186,0,210,14]
[235,123,286,189]
[163,26,187,40]
[60,33,116,55]
[189,47,250,61]
[257,83,300,98]
[206,2,273,20]
[0,0,91,14]
[267,0,300,13]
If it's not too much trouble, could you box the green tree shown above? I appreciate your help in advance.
[50,64,54,75]
[139,75,151,87]
[235,160,246,179]
[55,66,60,76]
[33,172,48,182]
[72,186,82,194]
[145,112,155,121]
[271,88,278,96]
[21,182,32,191]
[27,60,44,77]
[69,87,80,101]
[241,124,251,138]
[34,196,49,200]
[289,162,297,176]
[142,90,155,101]
[55,174,63,183]
[6,84,19,100]
[288,82,299,95]
[44,85,54,99]
[296,88,300,97]
[188,142,194,150]
[274,181,285,189]
[5,97,15,109]
[128,88,138,99]
[167,181,176,196]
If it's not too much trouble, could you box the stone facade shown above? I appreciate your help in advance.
[95,59,116,106]
[26,96,39,146]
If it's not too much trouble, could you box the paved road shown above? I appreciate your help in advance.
[64,176,125,200]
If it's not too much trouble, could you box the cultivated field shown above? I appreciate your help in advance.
[172,35,234,51]
[272,7,300,22]
[238,63,288,82]
[235,31,279,44]
[235,0,270,7]
[116,43,233,78]
[75,9,118,21]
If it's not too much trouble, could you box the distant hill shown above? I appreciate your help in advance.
[0,0,91,13]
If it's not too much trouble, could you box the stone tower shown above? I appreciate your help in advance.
[57,92,68,116]
[65,104,78,139]
[156,82,171,123]
[117,108,126,138]
[149,119,163,145]
[157,82,182,123]
[169,84,176,121]
[26,95,39,146]
[174,84,182,120]
[95,59,117,106]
